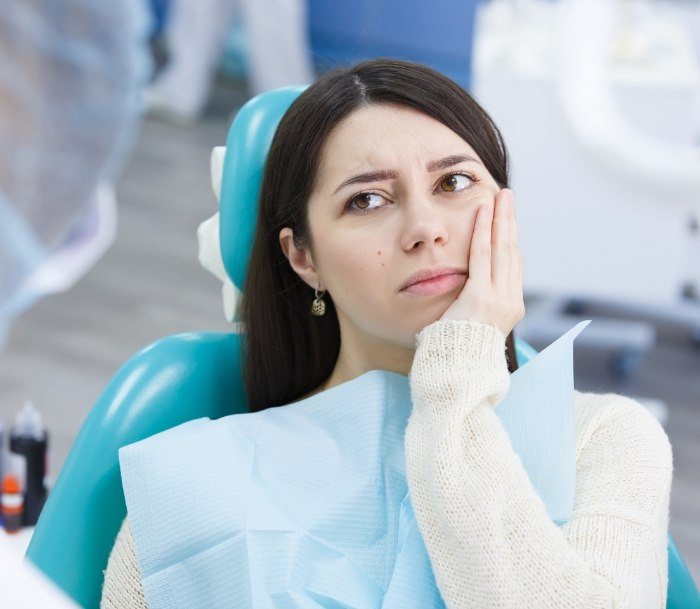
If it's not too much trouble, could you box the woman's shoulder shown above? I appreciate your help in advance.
[572,389,672,452]
[570,389,673,517]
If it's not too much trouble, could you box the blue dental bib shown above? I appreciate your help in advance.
[119,320,590,608]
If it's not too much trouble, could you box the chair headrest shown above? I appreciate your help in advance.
[198,85,309,322]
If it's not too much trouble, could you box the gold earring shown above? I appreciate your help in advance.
[311,282,326,316]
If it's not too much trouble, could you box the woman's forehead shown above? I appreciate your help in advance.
[319,104,478,175]
[324,104,474,158]
[316,104,480,188]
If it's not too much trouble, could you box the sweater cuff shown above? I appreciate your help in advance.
[408,319,511,420]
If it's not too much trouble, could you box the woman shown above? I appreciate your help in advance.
[101,58,673,608]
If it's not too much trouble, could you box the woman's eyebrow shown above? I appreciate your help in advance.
[332,154,481,195]
[426,154,482,172]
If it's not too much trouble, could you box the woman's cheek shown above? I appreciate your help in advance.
[322,242,371,298]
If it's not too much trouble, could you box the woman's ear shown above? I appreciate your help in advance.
[279,227,321,290]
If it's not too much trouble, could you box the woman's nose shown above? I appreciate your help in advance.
[400,198,449,252]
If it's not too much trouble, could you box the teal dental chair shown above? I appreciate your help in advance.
[25,87,700,609]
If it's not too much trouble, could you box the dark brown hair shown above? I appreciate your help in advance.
[241,57,519,412]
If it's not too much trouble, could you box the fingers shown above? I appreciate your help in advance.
[468,198,494,285]
[468,188,524,319]
[504,190,526,319]
[492,189,511,286]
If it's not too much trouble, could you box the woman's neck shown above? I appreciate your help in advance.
[306,340,414,399]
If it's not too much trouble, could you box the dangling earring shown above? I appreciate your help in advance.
[311,282,326,316]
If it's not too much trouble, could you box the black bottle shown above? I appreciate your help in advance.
[9,400,48,526]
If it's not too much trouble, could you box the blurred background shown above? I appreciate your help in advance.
[1,0,699,587]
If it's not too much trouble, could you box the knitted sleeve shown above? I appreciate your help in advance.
[100,516,149,609]
[404,318,674,609]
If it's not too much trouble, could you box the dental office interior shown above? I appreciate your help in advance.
[1,0,699,607]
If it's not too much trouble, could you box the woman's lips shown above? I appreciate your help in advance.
[402,272,466,296]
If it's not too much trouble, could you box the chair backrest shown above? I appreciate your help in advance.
[25,86,699,609]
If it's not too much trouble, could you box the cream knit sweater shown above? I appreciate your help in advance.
[101,319,674,609]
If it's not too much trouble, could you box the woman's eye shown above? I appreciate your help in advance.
[346,192,386,213]
[439,172,475,192]
[345,172,478,214]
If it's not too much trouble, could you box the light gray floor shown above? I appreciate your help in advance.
[1,77,698,583]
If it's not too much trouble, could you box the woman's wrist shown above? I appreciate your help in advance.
[409,318,510,419]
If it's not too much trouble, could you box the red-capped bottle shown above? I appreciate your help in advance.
[1,475,24,534]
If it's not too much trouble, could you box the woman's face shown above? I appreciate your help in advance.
[280,102,502,352]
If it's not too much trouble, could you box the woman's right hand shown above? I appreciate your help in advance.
[439,188,525,338]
